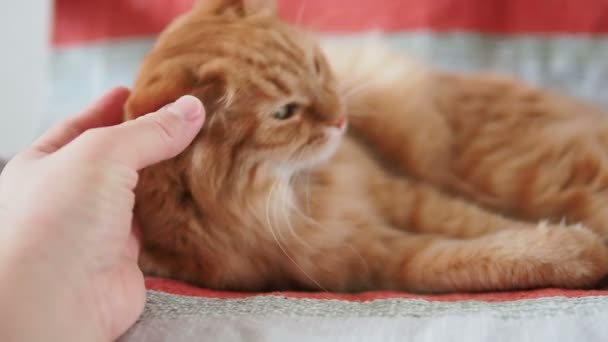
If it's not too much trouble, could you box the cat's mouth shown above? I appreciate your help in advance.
[289,126,345,171]
[304,125,344,151]
[306,133,326,145]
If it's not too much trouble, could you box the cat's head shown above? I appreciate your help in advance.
[125,0,346,179]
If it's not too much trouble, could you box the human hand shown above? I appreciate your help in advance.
[0,87,204,341]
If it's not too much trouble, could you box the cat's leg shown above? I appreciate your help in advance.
[372,176,528,238]
[296,223,608,293]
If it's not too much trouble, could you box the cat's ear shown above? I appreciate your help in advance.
[193,0,277,18]
[125,64,227,121]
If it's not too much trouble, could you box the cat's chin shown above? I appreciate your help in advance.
[279,127,345,177]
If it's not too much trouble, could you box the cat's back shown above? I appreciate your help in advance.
[430,71,606,129]
[323,38,608,165]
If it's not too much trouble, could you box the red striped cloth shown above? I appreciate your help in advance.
[53,0,608,46]
[146,278,608,302]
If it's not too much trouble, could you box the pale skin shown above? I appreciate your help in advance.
[0,88,205,342]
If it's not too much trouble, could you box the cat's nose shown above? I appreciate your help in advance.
[331,116,348,129]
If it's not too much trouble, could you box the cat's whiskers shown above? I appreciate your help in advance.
[340,75,391,102]
[265,179,327,291]
[289,172,322,229]
[265,180,288,243]
[279,176,313,249]
[269,179,288,242]
[336,77,402,121]
[289,173,370,275]
[347,241,370,277]
[295,206,371,277]
[304,172,312,216]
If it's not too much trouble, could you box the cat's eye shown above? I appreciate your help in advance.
[273,103,299,120]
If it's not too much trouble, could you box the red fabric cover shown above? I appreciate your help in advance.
[146,278,608,302]
[53,0,608,46]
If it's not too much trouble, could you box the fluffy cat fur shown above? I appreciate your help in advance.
[124,0,608,293]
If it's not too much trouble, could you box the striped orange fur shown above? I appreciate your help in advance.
[124,0,608,293]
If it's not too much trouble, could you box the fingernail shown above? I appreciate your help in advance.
[166,95,203,121]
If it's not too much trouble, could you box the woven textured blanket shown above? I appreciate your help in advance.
[51,0,608,340]
[116,279,608,342]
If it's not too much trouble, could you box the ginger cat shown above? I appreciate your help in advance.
[125,0,608,293]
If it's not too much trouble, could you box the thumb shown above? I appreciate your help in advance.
[78,95,205,170]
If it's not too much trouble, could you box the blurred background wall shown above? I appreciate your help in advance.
[2,0,608,159]
[0,1,51,158]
